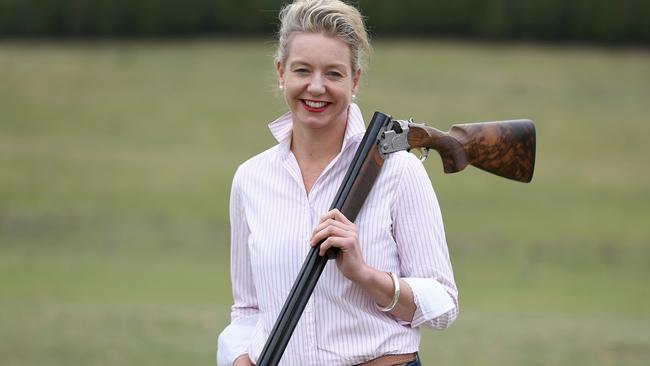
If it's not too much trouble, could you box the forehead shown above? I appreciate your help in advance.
[285,32,352,68]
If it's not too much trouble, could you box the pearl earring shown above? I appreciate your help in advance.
[352,94,357,101]
[279,84,284,90]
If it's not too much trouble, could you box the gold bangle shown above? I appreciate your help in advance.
[377,272,400,312]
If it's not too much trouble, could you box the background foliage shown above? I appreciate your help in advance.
[1,38,649,365]
[1,0,649,43]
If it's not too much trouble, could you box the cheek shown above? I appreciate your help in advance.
[283,84,302,107]
[284,80,305,96]
[336,84,354,98]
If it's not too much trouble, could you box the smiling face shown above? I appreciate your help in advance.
[276,32,361,133]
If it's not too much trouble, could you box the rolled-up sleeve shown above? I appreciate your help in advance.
[391,155,459,329]
[217,169,260,365]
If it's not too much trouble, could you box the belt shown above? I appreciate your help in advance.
[358,352,418,366]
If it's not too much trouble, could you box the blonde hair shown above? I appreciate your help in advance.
[275,0,371,73]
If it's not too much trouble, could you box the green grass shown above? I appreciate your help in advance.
[1,39,649,365]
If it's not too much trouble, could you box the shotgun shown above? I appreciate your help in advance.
[256,111,536,366]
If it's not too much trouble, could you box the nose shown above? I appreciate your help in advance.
[307,73,325,95]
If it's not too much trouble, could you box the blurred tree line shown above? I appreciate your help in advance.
[1,0,648,44]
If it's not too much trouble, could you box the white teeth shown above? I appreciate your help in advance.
[304,100,326,108]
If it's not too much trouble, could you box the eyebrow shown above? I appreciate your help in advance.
[289,60,348,70]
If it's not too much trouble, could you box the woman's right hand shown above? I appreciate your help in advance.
[233,354,254,366]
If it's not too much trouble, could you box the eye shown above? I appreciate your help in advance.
[293,68,309,74]
[327,71,344,78]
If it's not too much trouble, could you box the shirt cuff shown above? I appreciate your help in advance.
[402,277,455,328]
[217,314,259,366]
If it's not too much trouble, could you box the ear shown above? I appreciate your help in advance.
[352,68,362,94]
[275,61,285,86]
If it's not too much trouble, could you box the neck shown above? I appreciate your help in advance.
[290,113,348,164]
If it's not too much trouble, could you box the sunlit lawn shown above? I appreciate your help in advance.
[1,39,649,365]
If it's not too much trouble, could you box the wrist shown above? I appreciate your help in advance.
[376,272,400,312]
[352,264,380,287]
[233,353,252,366]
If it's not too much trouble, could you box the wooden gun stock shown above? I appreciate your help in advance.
[407,119,536,182]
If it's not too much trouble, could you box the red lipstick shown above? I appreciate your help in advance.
[301,100,328,113]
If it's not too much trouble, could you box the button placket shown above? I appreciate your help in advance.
[307,203,325,366]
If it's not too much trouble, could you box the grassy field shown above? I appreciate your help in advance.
[1,38,649,365]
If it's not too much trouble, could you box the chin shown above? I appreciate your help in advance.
[295,106,347,129]
[297,115,333,130]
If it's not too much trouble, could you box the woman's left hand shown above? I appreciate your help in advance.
[310,209,369,283]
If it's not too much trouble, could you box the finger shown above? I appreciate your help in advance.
[331,208,354,225]
[318,210,337,224]
[319,208,353,226]
[318,236,351,256]
[311,225,354,246]
[311,218,354,238]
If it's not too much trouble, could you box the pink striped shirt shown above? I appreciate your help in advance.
[217,104,458,366]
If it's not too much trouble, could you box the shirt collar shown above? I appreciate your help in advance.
[268,103,366,158]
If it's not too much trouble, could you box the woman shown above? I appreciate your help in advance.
[218,1,458,365]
